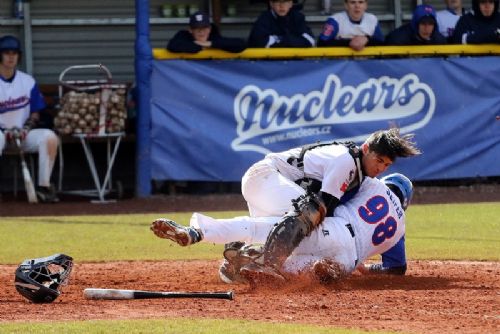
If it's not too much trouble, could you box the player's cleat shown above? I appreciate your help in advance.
[239,262,285,284]
[36,185,59,203]
[219,242,264,284]
[312,259,346,284]
[223,241,246,262]
[150,218,203,246]
[218,259,248,284]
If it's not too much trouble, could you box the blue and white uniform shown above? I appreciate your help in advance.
[0,70,45,129]
[318,11,384,45]
[436,8,462,39]
[0,70,59,187]
[190,176,407,275]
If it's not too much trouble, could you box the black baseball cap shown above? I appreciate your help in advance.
[189,11,211,28]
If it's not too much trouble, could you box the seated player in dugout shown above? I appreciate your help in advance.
[248,0,316,48]
[385,4,447,45]
[436,0,468,42]
[150,173,414,285]
[317,0,385,51]
[451,0,500,44]
[0,35,59,203]
[167,11,247,53]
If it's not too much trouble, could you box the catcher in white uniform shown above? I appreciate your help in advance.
[229,128,418,280]
[0,35,59,202]
[240,127,419,218]
[151,173,413,284]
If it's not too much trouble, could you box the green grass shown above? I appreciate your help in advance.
[0,211,243,264]
[405,202,500,260]
[0,318,392,334]
[0,203,498,264]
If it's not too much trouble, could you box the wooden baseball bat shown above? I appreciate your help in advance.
[83,288,234,300]
[15,138,38,204]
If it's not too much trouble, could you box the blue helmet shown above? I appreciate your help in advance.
[0,35,21,53]
[381,173,413,210]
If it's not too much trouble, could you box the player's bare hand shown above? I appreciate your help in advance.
[19,128,28,141]
[356,263,370,275]
[194,40,212,48]
[349,36,368,52]
[4,127,25,143]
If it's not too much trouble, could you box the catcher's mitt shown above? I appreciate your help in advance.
[290,191,327,229]
[14,254,73,303]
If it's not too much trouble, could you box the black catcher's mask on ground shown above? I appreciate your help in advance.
[14,254,73,303]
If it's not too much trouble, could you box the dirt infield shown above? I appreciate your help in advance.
[1,186,499,333]
[1,260,498,333]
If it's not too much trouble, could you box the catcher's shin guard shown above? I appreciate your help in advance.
[262,214,310,269]
[262,192,326,269]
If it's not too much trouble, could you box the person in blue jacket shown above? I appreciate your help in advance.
[248,0,315,48]
[385,4,447,45]
[167,11,247,53]
[452,0,500,44]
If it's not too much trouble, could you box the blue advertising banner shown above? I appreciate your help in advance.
[151,57,500,182]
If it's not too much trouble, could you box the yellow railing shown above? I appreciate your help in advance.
[153,44,500,60]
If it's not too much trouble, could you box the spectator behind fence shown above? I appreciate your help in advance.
[437,0,467,41]
[317,0,384,51]
[0,35,59,203]
[451,0,500,44]
[385,4,447,45]
[248,0,315,48]
[167,11,247,53]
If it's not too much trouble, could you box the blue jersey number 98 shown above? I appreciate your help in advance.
[358,196,397,246]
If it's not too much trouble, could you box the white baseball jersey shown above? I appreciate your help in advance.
[330,12,379,39]
[241,143,357,217]
[0,70,45,129]
[191,176,406,275]
[436,9,461,38]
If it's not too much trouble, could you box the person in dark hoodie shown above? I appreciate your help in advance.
[385,4,447,45]
[451,0,500,44]
[167,11,247,53]
[248,0,315,48]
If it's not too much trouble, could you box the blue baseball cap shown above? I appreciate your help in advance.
[0,35,21,52]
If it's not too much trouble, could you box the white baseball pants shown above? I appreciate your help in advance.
[241,159,305,217]
[190,212,358,275]
[0,129,59,187]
